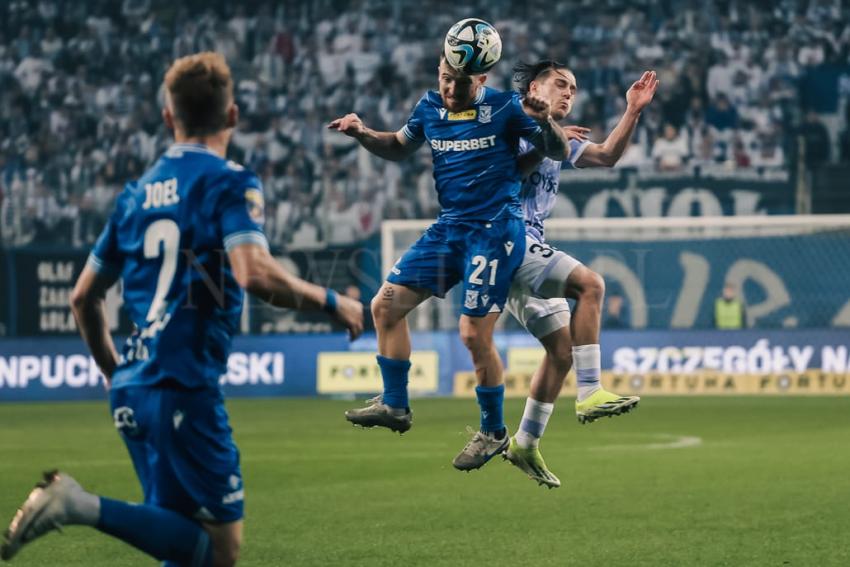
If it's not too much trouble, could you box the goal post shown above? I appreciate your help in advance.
[381,215,850,331]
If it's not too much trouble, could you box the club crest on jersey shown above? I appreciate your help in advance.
[113,407,140,437]
[448,109,477,121]
[478,105,492,123]
[244,188,265,225]
[464,290,479,310]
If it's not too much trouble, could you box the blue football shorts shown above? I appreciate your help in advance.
[387,217,525,317]
[109,382,244,523]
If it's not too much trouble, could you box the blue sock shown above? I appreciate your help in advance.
[475,384,506,436]
[97,498,213,566]
[376,355,410,410]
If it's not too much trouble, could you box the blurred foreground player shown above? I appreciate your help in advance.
[1,52,362,566]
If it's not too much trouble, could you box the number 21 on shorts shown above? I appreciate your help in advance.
[468,255,498,285]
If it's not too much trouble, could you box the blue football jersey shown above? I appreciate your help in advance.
[518,137,590,243]
[401,87,543,222]
[89,143,268,390]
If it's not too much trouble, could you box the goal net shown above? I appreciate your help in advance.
[382,215,850,331]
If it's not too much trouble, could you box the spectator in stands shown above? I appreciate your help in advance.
[731,135,752,168]
[0,0,849,252]
[651,123,690,171]
[799,110,832,167]
[714,282,746,330]
[751,134,786,168]
[705,94,739,131]
[690,124,720,166]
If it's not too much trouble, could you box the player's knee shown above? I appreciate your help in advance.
[205,524,241,567]
[544,340,572,372]
[370,294,396,328]
[370,294,385,323]
[459,321,491,354]
[211,536,241,567]
[576,270,605,305]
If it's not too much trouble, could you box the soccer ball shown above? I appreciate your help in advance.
[443,18,502,75]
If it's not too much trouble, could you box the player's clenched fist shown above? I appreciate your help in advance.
[523,93,551,122]
[334,294,365,340]
[328,113,365,138]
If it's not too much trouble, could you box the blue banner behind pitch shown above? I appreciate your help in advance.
[2,330,849,402]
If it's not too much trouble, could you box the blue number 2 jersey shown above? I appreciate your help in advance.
[89,143,268,390]
[401,87,543,222]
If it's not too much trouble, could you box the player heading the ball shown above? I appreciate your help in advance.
[330,20,572,472]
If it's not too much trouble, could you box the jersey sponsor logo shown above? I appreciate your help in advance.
[526,170,559,194]
[222,488,244,505]
[438,108,447,119]
[430,135,497,152]
[244,188,265,225]
[481,294,490,306]
[447,109,477,121]
[464,290,479,310]
[478,105,492,123]
[504,241,514,255]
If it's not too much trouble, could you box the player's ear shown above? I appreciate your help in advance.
[226,103,239,129]
[162,106,174,131]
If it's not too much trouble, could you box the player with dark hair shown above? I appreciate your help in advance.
[1,52,363,566]
[503,60,658,487]
[330,53,569,471]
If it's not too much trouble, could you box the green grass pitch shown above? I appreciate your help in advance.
[1,396,849,566]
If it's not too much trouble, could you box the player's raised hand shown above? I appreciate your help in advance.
[563,125,591,142]
[328,113,365,138]
[334,294,365,340]
[626,70,659,112]
[523,93,551,122]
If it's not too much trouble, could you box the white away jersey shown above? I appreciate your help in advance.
[518,137,589,242]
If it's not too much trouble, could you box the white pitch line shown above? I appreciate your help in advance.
[591,433,703,451]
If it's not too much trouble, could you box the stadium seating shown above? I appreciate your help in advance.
[1,0,848,251]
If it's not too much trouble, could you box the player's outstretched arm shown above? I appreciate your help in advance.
[228,243,364,339]
[328,113,418,162]
[70,265,120,382]
[576,70,658,168]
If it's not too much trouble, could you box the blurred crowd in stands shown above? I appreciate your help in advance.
[1,0,849,249]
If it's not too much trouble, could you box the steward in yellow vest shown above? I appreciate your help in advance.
[714,283,746,329]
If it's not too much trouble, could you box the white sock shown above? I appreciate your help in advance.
[574,344,601,402]
[62,479,100,526]
[515,398,554,449]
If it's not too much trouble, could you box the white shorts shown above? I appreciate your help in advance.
[505,236,581,339]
